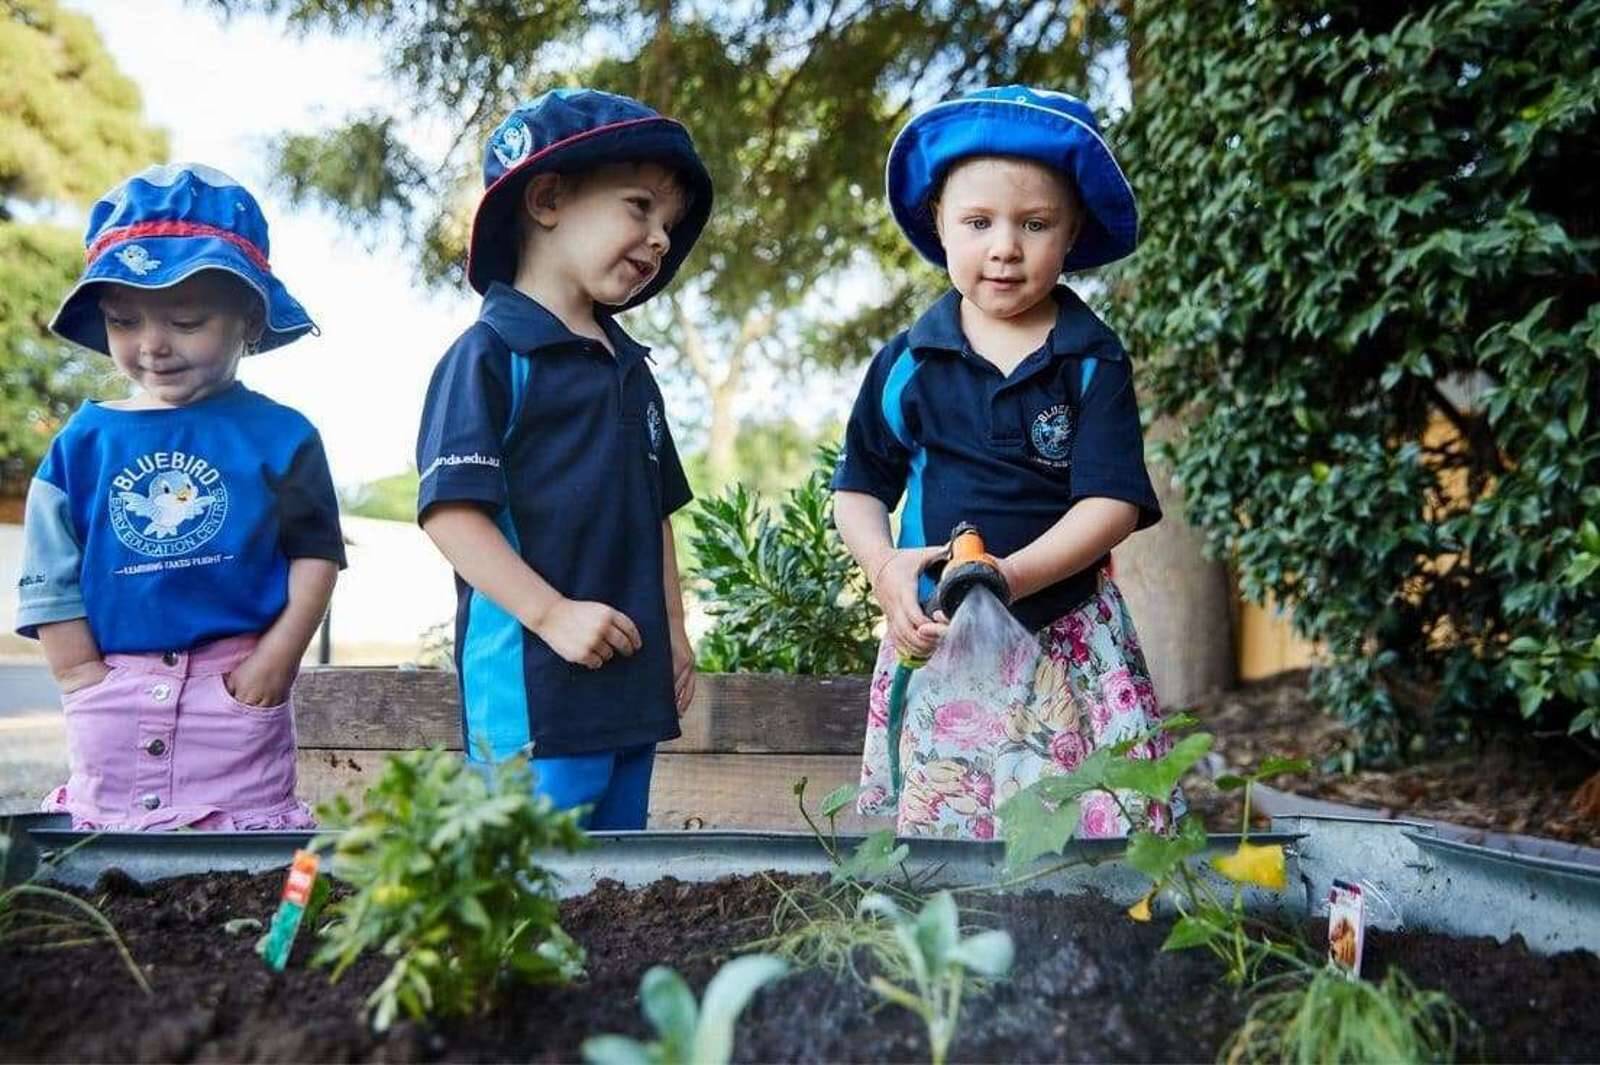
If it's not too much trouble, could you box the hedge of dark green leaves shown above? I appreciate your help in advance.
[1120,1,1599,759]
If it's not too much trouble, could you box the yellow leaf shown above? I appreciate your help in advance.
[1127,890,1154,922]
[1211,842,1286,891]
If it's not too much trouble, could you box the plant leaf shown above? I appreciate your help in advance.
[691,955,790,1065]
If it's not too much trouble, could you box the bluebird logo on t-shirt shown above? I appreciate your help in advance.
[109,451,229,557]
[1030,405,1075,468]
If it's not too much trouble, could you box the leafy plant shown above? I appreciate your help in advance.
[687,443,879,674]
[1223,966,1476,1065]
[998,725,1304,986]
[857,890,1014,1065]
[312,748,589,1031]
[1120,0,1600,758]
[0,831,149,994]
[581,954,789,1065]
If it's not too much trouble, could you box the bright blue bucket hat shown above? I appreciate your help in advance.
[50,163,316,355]
[468,88,714,307]
[886,85,1138,273]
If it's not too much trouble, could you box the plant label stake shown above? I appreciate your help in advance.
[1327,878,1366,978]
[257,849,320,972]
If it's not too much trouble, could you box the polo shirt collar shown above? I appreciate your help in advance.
[479,281,651,363]
[905,285,1123,361]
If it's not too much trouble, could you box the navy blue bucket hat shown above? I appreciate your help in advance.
[50,163,316,356]
[468,88,715,307]
[887,85,1138,273]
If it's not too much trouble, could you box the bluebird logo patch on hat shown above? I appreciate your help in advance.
[887,84,1139,273]
[491,117,533,169]
[49,163,316,356]
[115,245,160,276]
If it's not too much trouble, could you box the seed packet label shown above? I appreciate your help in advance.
[1328,878,1365,977]
[283,850,319,906]
[257,850,320,972]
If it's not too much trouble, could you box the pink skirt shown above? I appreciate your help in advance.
[42,633,314,831]
[856,574,1183,840]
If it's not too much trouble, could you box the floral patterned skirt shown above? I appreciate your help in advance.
[856,574,1183,840]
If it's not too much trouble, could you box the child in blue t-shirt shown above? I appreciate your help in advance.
[415,89,712,829]
[15,163,345,831]
[833,87,1182,840]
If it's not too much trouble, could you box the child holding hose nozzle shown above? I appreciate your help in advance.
[833,87,1181,840]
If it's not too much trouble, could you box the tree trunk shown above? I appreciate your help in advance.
[706,381,739,487]
[1114,417,1237,708]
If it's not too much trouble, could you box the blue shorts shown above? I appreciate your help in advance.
[531,742,657,830]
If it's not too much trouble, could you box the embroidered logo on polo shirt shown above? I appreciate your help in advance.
[1030,405,1075,468]
[646,401,664,454]
[491,118,533,169]
[108,452,229,557]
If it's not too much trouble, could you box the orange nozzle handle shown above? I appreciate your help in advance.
[948,522,999,569]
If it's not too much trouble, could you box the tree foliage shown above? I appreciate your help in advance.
[1119,0,1600,757]
[0,0,167,491]
[206,1,1128,482]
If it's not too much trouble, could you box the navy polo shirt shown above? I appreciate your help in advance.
[416,282,691,759]
[832,286,1161,632]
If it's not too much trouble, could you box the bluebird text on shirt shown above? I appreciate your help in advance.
[110,451,222,493]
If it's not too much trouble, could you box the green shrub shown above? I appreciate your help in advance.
[313,749,588,1030]
[687,443,879,674]
[1120,0,1600,759]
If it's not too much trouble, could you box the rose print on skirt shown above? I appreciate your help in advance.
[857,573,1184,838]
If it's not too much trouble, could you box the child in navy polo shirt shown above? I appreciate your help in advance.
[15,163,345,831]
[833,86,1182,840]
[415,89,712,830]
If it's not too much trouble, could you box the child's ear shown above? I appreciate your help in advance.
[243,297,266,347]
[524,173,565,229]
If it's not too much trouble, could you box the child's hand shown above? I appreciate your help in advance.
[670,624,696,717]
[533,597,642,669]
[225,651,296,707]
[869,545,948,658]
[55,659,111,696]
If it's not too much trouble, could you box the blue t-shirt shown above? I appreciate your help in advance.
[416,283,692,760]
[832,286,1161,631]
[15,383,346,654]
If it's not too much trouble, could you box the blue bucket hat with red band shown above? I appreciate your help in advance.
[50,163,316,356]
[887,85,1138,273]
[468,88,714,307]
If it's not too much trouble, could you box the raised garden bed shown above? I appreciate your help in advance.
[2,866,1598,1063]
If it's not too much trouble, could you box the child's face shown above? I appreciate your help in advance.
[934,157,1083,322]
[521,161,689,308]
[99,273,262,407]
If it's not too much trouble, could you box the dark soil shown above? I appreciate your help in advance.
[3,869,1598,1063]
[1178,670,1600,848]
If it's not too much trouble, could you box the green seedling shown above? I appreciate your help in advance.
[312,748,589,1031]
[740,873,915,988]
[582,954,789,1065]
[857,890,1013,1065]
[1223,965,1476,1064]
[0,831,149,993]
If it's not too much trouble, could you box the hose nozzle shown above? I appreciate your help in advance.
[934,522,1010,618]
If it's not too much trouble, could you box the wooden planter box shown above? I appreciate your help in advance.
[292,669,874,832]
